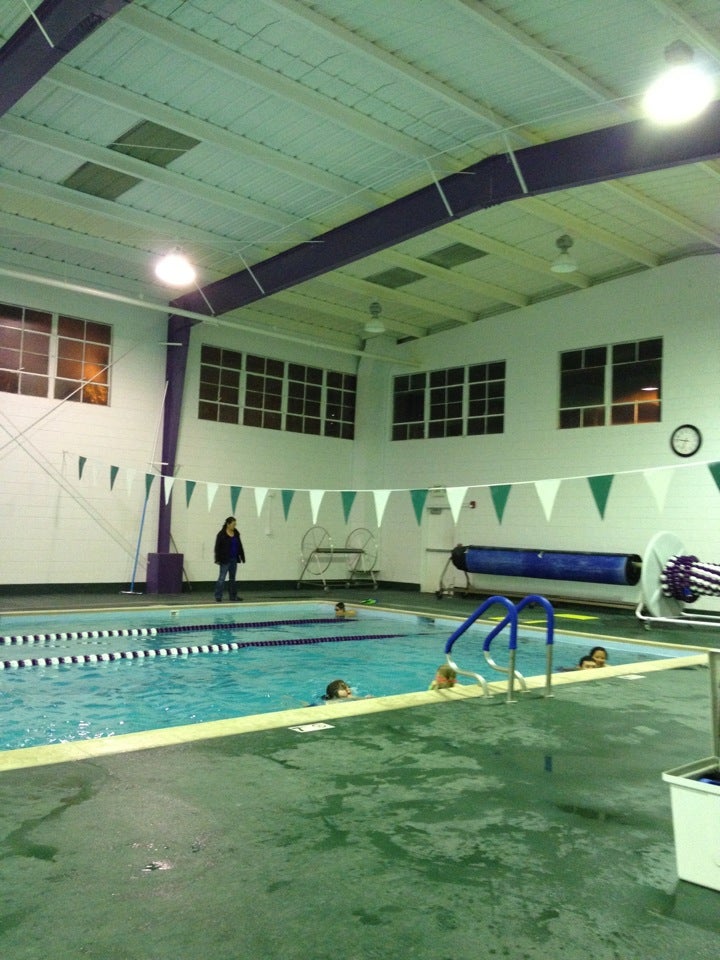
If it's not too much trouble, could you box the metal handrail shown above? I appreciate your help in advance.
[444,594,554,702]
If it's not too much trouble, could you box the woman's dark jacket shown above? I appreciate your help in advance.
[214,529,246,565]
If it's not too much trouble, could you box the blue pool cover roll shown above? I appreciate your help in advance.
[451,545,641,586]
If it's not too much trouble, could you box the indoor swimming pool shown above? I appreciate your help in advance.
[0,602,694,751]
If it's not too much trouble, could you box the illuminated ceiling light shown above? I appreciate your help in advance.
[550,234,578,274]
[642,41,715,125]
[364,300,385,335]
[155,248,197,286]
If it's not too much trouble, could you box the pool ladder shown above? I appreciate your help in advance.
[444,595,555,702]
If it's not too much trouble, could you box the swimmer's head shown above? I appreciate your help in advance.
[324,679,352,699]
[434,664,457,687]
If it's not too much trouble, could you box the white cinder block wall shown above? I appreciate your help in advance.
[1,255,718,604]
[0,275,168,587]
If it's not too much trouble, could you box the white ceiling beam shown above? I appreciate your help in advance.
[315,272,476,325]
[49,64,383,203]
[519,196,661,266]
[451,0,631,109]
[120,3,433,161]
[378,249,528,308]
[437,222,590,289]
[0,115,316,234]
[604,181,720,250]
[273,289,425,339]
[646,0,720,60]
[263,0,535,147]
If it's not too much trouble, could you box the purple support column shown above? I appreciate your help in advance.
[156,314,198,554]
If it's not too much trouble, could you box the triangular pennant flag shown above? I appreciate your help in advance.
[144,473,155,498]
[91,463,99,487]
[206,482,219,511]
[410,489,428,525]
[254,487,269,517]
[309,490,325,525]
[373,490,392,527]
[163,475,175,505]
[78,455,87,480]
[490,484,511,523]
[534,478,561,522]
[230,485,242,513]
[185,479,196,507]
[341,491,357,524]
[125,468,135,497]
[642,468,673,513]
[446,487,467,525]
[708,462,720,494]
[109,465,119,491]
[281,489,295,520]
[587,474,613,519]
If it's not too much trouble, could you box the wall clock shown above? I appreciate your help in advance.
[670,424,702,458]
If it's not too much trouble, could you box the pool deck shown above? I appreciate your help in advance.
[1,587,719,958]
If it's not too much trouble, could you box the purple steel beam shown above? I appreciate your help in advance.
[172,100,720,316]
[156,315,196,555]
[0,0,130,115]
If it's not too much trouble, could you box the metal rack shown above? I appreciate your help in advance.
[297,526,379,591]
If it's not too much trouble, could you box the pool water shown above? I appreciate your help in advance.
[0,603,690,751]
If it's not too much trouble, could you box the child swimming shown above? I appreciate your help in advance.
[429,664,458,690]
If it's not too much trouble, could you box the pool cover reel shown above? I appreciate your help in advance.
[451,545,641,587]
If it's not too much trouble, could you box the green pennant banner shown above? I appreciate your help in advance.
[708,462,720,493]
[78,456,87,480]
[490,484,511,523]
[109,465,119,490]
[410,489,428,525]
[144,473,155,498]
[588,474,614,518]
[185,480,196,507]
[230,485,242,513]
[281,489,295,520]
[341,490,357,524]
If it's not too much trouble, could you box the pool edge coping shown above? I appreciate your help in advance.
[0,652,707,773]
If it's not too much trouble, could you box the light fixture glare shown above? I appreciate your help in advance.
[643,63,715,125]
[155,249,197,286]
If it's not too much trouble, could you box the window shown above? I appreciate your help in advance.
[559,338,661,429]
[325,371,356,440]
[392,373,427,441]
[0,301,111,405]
[244,354,284,430]
[197,346,356,438]
[286,363,322,436]
[467,361,506,436]
[198,345,242,424]
[55,316,111,404]
[392,361,506,441]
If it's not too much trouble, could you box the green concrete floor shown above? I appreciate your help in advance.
[1,587,719,959]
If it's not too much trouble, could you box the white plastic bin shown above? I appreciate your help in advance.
[661,650,720,891]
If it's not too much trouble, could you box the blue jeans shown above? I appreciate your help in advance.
[215,560,238,601]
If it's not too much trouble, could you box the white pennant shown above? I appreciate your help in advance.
[254,487,269,516]
[534,478,561,522]
[643,468,674,513]
[125,467,135,497]
[163,476,175,504]
[206,482,219,511]
[309,490,325,525]
[446,486,467,525]
[373,489,392,526]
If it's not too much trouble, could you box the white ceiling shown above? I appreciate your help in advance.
[1,0,719,356]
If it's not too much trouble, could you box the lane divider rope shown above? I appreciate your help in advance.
[0,632,405,670]
[0,617,343,648]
